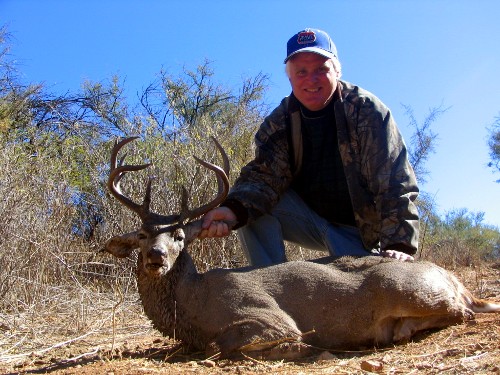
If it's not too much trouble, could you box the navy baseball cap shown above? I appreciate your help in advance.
[284,28,338,63]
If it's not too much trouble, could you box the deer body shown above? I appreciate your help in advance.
[104,138,500,359]
[133,246,488,356]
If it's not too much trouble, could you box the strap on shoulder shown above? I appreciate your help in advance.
[284,94,303,177]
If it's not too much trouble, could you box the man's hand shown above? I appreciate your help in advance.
[199,207,237,239]
[380,249,414,262]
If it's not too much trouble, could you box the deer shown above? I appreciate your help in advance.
[103,137,500,360]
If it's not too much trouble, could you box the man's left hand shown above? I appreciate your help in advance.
[380,249,414,262]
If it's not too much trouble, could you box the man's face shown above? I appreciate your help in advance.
[287,53,339,111]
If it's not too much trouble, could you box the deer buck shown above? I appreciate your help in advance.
[103,137,500,360]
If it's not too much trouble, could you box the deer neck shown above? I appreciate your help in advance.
[136,249,201,344]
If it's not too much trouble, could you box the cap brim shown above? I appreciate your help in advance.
[284,47,336,63]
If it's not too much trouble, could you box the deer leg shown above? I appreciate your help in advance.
[207,316,303,359]
[392,313,470,343]
[264,341,315,360]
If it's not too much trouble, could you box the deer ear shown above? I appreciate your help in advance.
[103,231,140,258]
[183,220,203,243]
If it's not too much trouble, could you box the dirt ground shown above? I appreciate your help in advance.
[1,265,499,375]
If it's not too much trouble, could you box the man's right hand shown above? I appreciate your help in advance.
[199,207,237,239]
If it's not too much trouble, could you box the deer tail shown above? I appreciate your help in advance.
[469,297,500,313]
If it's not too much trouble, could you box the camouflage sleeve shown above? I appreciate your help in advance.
[225,99,294,223]
[356,97,420,254]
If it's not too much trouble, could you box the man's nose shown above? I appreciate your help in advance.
[307,72,319,83]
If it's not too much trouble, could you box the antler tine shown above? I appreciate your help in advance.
[210,136,230,177]
[108,137,152,221]
[180,138,230,222]
[210,137,230,206]
[186,158,229,221]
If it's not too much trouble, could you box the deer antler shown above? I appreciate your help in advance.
[109,136,230,225]
[180,136,230,222]
[108,137,179,224]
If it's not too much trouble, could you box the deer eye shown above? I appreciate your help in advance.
[137,233,147,240]
[173,229,185,242]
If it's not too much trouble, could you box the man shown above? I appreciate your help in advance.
[200,28,419,266]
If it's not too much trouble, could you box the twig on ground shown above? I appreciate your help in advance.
[60,347,101,363]
[411,347,461,359]
[0,334,28,356]
[0,330,97,363]
[460,351,488,363]
[240,351,276,368]
[110,281,124,354]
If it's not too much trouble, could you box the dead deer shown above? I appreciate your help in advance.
[103,137,500,359]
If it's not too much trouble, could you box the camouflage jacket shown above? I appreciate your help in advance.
[225,80,420,254]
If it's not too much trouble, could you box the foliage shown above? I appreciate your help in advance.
[401,103,500,266]
[487,113,500,181]
[419,208,500,267]
[402,103,448,185]
[138,59,269,142]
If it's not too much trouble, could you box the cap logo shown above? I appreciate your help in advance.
[297,31,316,45]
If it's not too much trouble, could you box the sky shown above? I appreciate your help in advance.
[2,0,500,227]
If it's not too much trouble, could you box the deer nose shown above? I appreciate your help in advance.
[147,247,165,264]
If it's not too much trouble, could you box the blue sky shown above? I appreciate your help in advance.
[3,0,500,227]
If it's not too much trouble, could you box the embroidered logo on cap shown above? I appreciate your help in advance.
[297,31,316,45]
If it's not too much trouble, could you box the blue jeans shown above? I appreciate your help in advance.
[238,190,370,266]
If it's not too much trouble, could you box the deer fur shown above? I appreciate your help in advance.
[104,137,500,359]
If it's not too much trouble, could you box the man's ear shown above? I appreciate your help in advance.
[102,231,140,258]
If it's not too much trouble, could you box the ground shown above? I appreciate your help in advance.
[1,265,499,375]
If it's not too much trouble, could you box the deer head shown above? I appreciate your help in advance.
[104,137,229,277]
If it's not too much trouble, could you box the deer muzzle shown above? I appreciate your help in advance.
[145,247,167,271]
